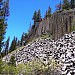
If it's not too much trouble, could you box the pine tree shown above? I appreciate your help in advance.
[24,33,28,45]
[45,6,51,18]
[62,0,70,9]
[0,0,9,53]
[70,0,75,8]
[47,6,51,17]
[9,36,17,53]
[37,9,41,22]
[32,10,37,23]
[17,40,21,47]
[4,36,10,55]
[1,50,5,57]
[9,55,16,67]
[21,32,25,46]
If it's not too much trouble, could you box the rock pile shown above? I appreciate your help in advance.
[2,31,75,75]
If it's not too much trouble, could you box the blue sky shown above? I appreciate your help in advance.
[5,0,61,43]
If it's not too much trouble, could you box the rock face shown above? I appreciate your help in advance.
[35,9,75,40]
[2,31,75,75]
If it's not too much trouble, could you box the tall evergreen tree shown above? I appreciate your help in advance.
[17,40,21,47]
[9,36,17,53]
[24,33,28,45]
[4,36,10,55]
[70,0,75,8]
[32,10,37,24]
[44,6,51,18]
[32,10,42,24]
[47,6,51,17]
[37,9,41,22]
[21,32,25,46]
[0,0,9,53]
[62,0,70,9]
[9,55,16,67]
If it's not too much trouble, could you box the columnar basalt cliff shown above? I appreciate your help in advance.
[35,9,75,40]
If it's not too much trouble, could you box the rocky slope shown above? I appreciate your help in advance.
[2,31,75,75]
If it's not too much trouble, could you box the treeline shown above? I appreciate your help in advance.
[56,0,75,10]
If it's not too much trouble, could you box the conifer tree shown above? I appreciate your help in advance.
[32,10,37,24]
[17,40,21,47]
[21,32,25,46]
[9,36,17,53]
[37,9,41,22]
[45,6,51,18]
[9,55,16,67]
[47,6,51,17]
[70,0,75,8]
[4,36,10,55]
[32,10,42,24]
[62,0,70,9]
[0,0,9,53]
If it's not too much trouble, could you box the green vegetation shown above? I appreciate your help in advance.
[8,55,16,66]
[4,36,10,55]
[32,9,41,24]
[56,0,75,10]
[0,57,61,75]
[9,36,18,53]
[62,0,70,10]
[45,6,51,18]
[71,0,75,9]
[0,0,9,54]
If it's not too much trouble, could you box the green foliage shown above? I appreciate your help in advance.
[9,36,17,53]
[71,0,75,9]
[0,19,7,52]
[0,0,9,53]
[2,62,17,75]
[37,9,41,22]
[16,63,25,74]
[47,6,51,17]
[8,55,16,66]
[4,36,10,55]
[16,59,60,75]
[0,59,4,74]
[20,32,25,46]
[32,9,41,24]
[0,58,61,75]
[32,10,37,23]
[45,6,51,18]
[62,0,70,10]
